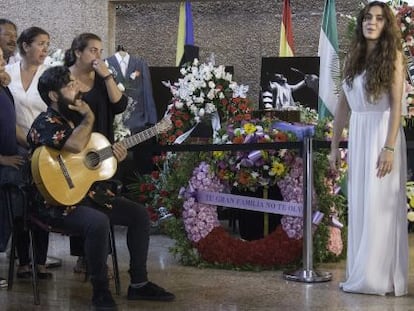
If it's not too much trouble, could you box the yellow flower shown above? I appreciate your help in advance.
[243,123,256,134]
[213,151,224,159]
[261,150,269,160]
[410,196,414,209]
[271,161,285,176]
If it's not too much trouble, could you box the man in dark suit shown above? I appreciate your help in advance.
[106,47,158,178]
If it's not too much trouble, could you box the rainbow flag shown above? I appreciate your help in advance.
[279,0,294,56]
[176,1,194,66]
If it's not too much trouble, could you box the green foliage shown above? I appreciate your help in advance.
[312,116,347,263]
[164,217,201,266]
[161,152,206,263]
[313,151,347,263]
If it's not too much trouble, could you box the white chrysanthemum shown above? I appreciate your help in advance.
[175,101,184,109]
[207,72,214,81]
[198,108,205,117]
[208,81,215,88]
[229,81,237,90]
[190,105,198,114]
[207,89,215,100]
[192,96,201,104]
[213,65,225,79]
[205,102,217,113]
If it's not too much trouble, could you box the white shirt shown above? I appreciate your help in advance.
[7,52,21,65]
[6,61,49,135]
[115,52,130,77]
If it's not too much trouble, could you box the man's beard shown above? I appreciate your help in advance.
[57,92,84,125]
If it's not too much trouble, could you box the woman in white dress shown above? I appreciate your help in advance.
[5,26,52,279]
[329,1,408,296]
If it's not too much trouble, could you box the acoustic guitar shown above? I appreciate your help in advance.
[31,117,171,206]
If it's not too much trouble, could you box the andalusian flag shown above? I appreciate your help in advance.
[318,0,340,118]
[279,0,294,56]
[176,1,194,66]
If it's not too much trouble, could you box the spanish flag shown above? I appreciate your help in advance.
[279,0,294,57]
[176,1,195,66]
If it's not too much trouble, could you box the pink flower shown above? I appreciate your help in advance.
[182,162,224,242]
[327,226,343,256]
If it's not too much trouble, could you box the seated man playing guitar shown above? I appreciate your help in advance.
[27,66,174,310]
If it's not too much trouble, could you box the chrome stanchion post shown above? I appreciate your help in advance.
[283,136,332,283]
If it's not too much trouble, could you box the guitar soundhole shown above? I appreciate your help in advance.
[85,151,100,169]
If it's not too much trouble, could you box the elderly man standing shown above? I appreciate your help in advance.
[0,19,18,64]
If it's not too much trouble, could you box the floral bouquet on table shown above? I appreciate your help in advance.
[159,59,252,144]
[211,118,297,192]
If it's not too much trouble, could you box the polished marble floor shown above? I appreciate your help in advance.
[1,228,414,311]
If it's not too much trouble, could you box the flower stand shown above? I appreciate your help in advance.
[231,186,283,241]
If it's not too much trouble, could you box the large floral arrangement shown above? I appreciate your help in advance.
[159,59,252,144]
[160,113,346,269]
[212,118,297,192]
[179,161,303,267]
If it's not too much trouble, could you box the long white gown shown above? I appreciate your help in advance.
[340,73,408,296]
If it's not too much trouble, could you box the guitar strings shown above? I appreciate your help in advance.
[83,126,159,166]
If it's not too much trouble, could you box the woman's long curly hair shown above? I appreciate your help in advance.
[344,1,403,102]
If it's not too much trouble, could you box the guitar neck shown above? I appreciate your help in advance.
[121,126,158,149]
[97,126,159,163]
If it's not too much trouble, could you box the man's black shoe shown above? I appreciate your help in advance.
[92,288,117,311]
[127,282,175,301]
